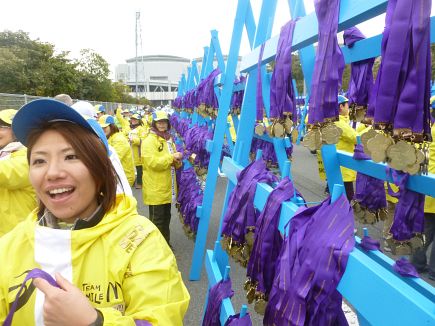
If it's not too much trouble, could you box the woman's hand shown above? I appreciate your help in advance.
[33,273,98,326]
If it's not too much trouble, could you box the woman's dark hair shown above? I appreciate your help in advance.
[151,119,171,131]
[26,121,118,216]
[106,124,120,138]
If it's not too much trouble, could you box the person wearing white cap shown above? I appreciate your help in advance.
[0,99,190,325]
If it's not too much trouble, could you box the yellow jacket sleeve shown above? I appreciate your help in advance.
[0,148,32,190]
[141,135,174,172]
[109,133,136,186]
[116,108,131,136]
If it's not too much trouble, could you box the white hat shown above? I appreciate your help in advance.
[71,101,97,119]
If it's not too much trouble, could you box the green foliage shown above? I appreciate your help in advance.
[0,31,149,105]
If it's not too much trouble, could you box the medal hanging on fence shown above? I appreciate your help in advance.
[254,44,266,136]
[220,160,278,267]
[303,0,344,151]
[343,27,375,123]
[385,169,425,255]
[352,144,387,224]
[270,20,297,139]
[264,194,355,325]
[367,0,432,175]
[245,178,294,315]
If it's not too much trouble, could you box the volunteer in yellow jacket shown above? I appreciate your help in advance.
[411,107,435,280]
[99,114,136,187]
[141,111,182,245]
[0,99,189,325]
[115,107,131,136]
[0,109,37,237]
[334,95,357,201]
[129,114,147,189]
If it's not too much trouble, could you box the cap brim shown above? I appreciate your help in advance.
[13,99,99,146]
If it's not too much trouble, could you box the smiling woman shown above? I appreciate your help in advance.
[0,99,189,326]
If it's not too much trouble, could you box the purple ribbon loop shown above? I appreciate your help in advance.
[360,235,381,251]
[246,177,295,297]
[224,313,253,326]
[393,257,420,278]
[3,269,60,326]
[264,194,355,325]
[202,278,234,326]
[270,20,297,120]
[308,0,345,124]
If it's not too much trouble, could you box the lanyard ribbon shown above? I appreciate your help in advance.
[270,20,297,120]
[308,0,345,125]
[202,278,234,326]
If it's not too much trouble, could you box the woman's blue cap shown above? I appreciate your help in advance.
[12,99,109,152]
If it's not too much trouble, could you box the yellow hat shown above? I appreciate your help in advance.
[0,109,17,125]
[98,114,115,128]
[152,110,169,121]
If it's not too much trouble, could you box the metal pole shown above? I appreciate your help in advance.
[135,12,140,99]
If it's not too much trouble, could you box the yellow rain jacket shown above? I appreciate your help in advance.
[141,133,178,205]
[424,124,435,213]
[335,115,357,182]
[227,115,237,142]
[0,144,37,237]
[129,126,147,166]
[0,195,190,325]
[109,132,136,186]
[115,108,131,136]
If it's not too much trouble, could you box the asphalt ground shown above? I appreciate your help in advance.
[133,143,434,325]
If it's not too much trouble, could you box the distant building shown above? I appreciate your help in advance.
[115,54,241,106]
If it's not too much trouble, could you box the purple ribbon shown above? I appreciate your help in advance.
[343,27,375,108]
[221,160,278,245]
[197,68,220,109]
[308,0,345,124]
[3,269,60,326]
[256,44,266,122]
[270,20,297,120]
[353,144,387,211]
[246,177,295,297]
[393,257,420,278]
[387,169,425,241]
[3,268,151,326]
[202,278,234,326]
[360,235,381,251]
[224,313,252,326]
[373,0,431,137]
[264,194,355,325]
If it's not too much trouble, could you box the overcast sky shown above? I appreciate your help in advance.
[1,1,434,78]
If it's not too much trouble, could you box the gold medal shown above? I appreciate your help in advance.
[302,129,322,151]
[404,148,425,175]
[409,235,424,251]
[377,209,388,221]
[244,279,252,291]
[246,287,256,304]
[273,122,285,138]
[367,133,393,163]
[255,123,265,136]
[254,294,267,315]
[284,116,293,134]
[245,229,255,248]
[386,140,416,171]
[364,211,376,224]
[361,129,377,156]
[220,236,229,252]
[291,128,299,143]
[321,124,342,144]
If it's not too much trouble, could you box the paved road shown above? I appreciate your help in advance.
[133,143,433,325]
